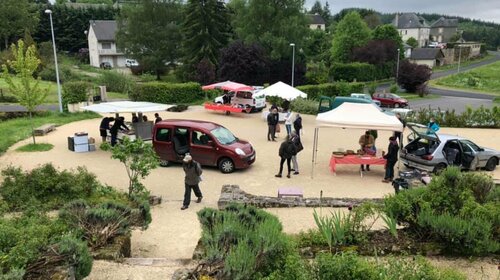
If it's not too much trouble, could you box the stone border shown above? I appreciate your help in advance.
[217,185,383,209]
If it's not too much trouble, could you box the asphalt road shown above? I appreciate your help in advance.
[0,104,59,112]
[409,96,493,113]
[431,51,500,80]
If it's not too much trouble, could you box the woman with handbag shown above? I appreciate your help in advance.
[290,131,303,175]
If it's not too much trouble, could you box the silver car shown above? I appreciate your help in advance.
[400,123,500,173]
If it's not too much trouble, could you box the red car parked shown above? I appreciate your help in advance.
[372,93,409,108]
[153,119,256,173]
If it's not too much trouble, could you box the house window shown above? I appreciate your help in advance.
[439,28,443,33]
[101,42,111,49]
[405,30,408,35]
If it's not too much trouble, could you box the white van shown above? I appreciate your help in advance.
[125,59,139,67]
[214,90,266,112]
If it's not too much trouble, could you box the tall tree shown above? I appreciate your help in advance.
[331,11,371,63]
[406,37,418,48]
[218,41,270,85]
[1,40,48,144]
[309,0,332,26]
[0,0,39,50]
[373,24,404,55]
[116,0,182,79]
[182,0,231,66]
[229,0,308,60]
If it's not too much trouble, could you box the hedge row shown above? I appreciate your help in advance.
[297,82,365,100]
[329,62,395,82]
[129,82,204,104]
[62,81,91,109]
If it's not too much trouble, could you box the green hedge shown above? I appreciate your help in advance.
[130,82,204,104]
[62,81,90,108]
[330,62,376,82]
[297,82,365,100]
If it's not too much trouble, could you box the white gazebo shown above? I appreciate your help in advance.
[81,101,174,114]
[311,103,404,177]
[260,81,307,100]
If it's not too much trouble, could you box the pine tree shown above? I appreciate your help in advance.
[182,0,231,66]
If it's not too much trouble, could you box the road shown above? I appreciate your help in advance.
[430,51,500,80]
[409,96,493,113]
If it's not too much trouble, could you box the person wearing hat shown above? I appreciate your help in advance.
[181,154,203,210]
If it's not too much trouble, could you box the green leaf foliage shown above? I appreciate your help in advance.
[98,71,134,94]
[296,82,365,100]
[0,0,39,48]
[62,81,91,108]
[330,62,377,82]
[130,82,204,104]
[331,11,371,63]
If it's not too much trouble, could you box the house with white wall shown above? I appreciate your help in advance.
[307,14,326,31]
[87,20,126,68]
[393,13,430,48]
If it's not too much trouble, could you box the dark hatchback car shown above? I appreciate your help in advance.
[152,119,256,173]
[372,93,408,108]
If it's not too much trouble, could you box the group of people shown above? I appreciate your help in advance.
[266,104,302,141]
[99,112,164,146]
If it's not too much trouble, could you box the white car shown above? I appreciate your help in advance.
[125,59,139,67]
[214,90,266,112]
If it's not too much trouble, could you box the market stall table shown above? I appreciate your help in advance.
[329,154,386,177]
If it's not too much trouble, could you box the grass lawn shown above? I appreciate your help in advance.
[16,143,54,152]
[433,61,500,95]
[432,53,494,73]
[0,77,129,104]
[0,111,100,155]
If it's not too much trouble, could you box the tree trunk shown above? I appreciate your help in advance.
[4,37,8,50]
[156,70,161,81]
[29,111,36,145]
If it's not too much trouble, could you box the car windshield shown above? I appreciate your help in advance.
[211,127,237,145]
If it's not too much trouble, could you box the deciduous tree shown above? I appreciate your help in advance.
[116,0,182,79]
[331,11,371,63]
[218,41,269,85]
[0,0,39,50]
[397,60,431,94]
[1,40,48,144]
[406,37,418,48]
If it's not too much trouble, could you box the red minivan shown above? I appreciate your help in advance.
[152,119,256,173]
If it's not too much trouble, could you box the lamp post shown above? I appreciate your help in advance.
[396,48,401,81]
[290,43,295,87]
[457,45,462,73]
[45,9,63,113]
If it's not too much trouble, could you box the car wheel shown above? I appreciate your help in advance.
[159,159,170,167]
[394,103,400,108]
[219,158,235,173]
[485,157,498,171]
[433,163,447,174]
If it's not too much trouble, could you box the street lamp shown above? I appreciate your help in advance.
[396,48,401,81]
[45,9,63,113]
[290,43,295,87]
[457,45,462,73]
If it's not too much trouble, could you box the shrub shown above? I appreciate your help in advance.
[290,98,318,115]
[376,256,466,280]
[38,65,77,83]
[389,83,399,93]
[330,62,376,82]
[314,252,378,280]
[296,82,365,100]
[0,92,18,103]
[262,253,313,280]
[384,187,427,228]
[99,71,134,94]
[130,82,204,104]
[405,106,500,128]
[0,164,108,211]
[397,60,431,93]
[305,62,329,84]
[417,209,499,255]
[195,204,293,279]
[62,81,91,109]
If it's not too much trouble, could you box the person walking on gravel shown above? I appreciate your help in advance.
[275,135,297,178]
[181,154,203,210]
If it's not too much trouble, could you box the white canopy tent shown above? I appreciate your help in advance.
[311,103,404,178]
[260,81,307,100]
[81,101,174,114]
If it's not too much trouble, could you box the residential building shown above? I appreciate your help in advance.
[307,14,326,31]
[403,43,413,58]
[456,41,483,58]
[430,17,458,43]
[87,20,126,68]
[409,48,445,68]
[393,13,430,48]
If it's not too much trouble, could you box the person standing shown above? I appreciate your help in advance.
[99,117,114,142]
[181,154,203,210]
[382,136,399,183]
[293,114,303,136]
[267,108,279,141]
[290,131,303,175]
[154,113,162,124]
[358,130,375,171]
[427,117,440,133]
[110,117,129,146]
[368,130,378,150]
[275,136,296,178]
[131,113,139,123]
[284,110,294,136]
[394,113,406,148]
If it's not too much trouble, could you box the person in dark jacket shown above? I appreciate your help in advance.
[382,136,399,183]
[293,114,302,136]
[290,131,303,175]
[181,154,203,210]
[267,108,279,141]
[393,113,406,148]
[154,113,162,124]
[131,113,139,123]
[110,117,129,146]
[275,136,297,178]
[99,117,114,142]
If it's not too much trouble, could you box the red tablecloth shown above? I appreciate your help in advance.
[330,154,386,173]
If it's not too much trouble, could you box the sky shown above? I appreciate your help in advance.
[305,0,500,23]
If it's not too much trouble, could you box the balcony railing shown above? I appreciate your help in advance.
[98,49,124,55]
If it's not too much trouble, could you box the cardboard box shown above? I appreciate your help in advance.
[88,144,96,152]
[88,137,95,144]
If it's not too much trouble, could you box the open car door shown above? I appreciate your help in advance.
[459,140,479,170]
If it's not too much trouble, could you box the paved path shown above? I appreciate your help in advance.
[0,104,59,112]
